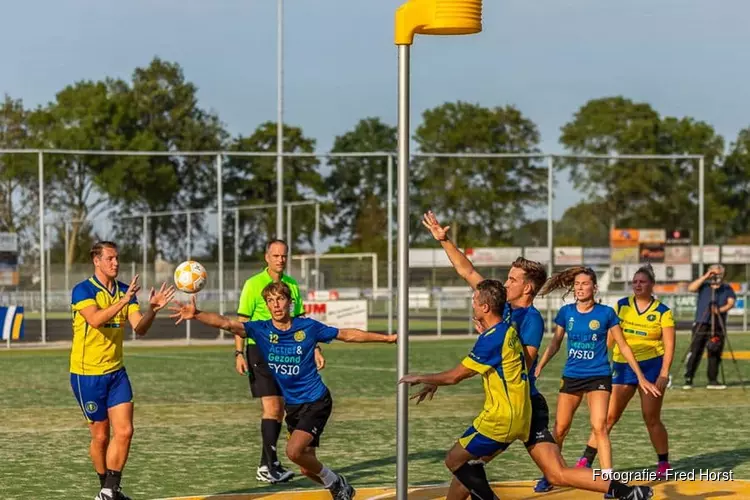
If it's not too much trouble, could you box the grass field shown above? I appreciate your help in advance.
[2,335,750,500]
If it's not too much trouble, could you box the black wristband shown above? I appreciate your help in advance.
[234,350,244,357]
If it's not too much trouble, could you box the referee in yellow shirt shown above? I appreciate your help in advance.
[70,241,175,500]
[234,239,325,484]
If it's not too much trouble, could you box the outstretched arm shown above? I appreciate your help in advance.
[169,296,247,338]
[78,274,141,329]
[400,363,477,387]
[336,328,397,343]
[128,282,176,336]
[422,211,484,290]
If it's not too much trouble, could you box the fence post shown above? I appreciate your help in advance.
[436,290,442,337]
[216,154,225,339]
[187,211,192,345]
[39,151,46,344]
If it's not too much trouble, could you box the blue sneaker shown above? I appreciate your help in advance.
[534,476,553,492]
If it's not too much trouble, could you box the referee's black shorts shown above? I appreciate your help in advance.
[245,343,282,398]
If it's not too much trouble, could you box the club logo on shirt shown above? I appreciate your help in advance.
[647,314,656,321]
[589,320,600,330]
[294,330,306,342]
[567,317,575,332]
[85,401,98,413]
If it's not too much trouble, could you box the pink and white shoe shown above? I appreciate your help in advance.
[655,461,671,479]
[575,457,591,468]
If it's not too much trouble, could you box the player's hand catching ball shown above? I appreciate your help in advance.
[169,295,198,324]
[149,282,176,313]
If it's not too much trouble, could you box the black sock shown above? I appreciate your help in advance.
[103,470,122,490]
[98,473,107,488]
[583,445,598,464]
[658,453,669,463]
[261,419,282,467]
[453,462,497,500]
[607,480,631,498]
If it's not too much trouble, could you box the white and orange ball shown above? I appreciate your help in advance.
[174,260,207,294]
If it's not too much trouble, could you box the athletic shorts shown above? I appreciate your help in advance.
[70,367,133,422]
[612,356,663,385]
[524,393,556,448]
[559,375,612,394]
[246,344,282,398]
[284,390,333,448]
[458,425,512,458]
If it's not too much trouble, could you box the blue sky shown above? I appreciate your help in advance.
[3,0,750,227]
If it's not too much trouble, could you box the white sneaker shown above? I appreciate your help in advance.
[707,383,727,390]
[95,489,116,500]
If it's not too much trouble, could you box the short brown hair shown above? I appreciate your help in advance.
[634,263,655,283]
[262,281,292,302]
[90,241,118,261]
[511,257,547,297]
[476,279,507,316]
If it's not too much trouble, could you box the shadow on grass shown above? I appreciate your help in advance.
[209,449,446,496]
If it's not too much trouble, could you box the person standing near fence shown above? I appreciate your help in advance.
[70,241,175,500]
[234,238,326,484]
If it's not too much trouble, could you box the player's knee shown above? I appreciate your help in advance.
[591,420,608,436]
[546,468,567,487]
[90,428,109,447]
[641,410,661,429]
[285,443,304,464]
[261,397,284,420]
[113,421,134,442]
[554,422,570,439]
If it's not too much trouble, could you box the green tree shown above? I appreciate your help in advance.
[106,58,228,262]
[559,96,728,241]
[222,122,324,259]
[719,128,750,240]
[28,81,123,266]
[412,101,546,247]
[0,95,38,261]
[326,117,396,255]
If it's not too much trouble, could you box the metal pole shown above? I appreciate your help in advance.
[396,43,410,500]
[315,202,320,290]
[698,156,705,275]
[39,152,46,344]
[436,291,442,337]
[287,203,292,268]
[276,0,284,240]
[234,208,240,292]
[64,221,70,294]
[217,154,225,340]
[547,155,554,333]
[387,154,394,336]
[46,224,51,293]
[187,211,192,344]
[142,215,148,292]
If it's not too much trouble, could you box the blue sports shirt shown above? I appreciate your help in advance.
[554,303,619,378]
[505,303,544,397]
[244,317,339,405]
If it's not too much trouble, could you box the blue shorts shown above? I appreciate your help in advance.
[612,356,663,385]
[458,425,511,458]
[70,368,133,422]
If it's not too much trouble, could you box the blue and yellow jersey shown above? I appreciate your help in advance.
[555,303,619,379]
[613,296,674,363]
[70,276,140,375]
[461,321,531,444]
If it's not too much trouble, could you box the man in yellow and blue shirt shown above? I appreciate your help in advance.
[70,241,175,500]
[400,279,531,499]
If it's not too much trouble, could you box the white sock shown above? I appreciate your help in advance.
[319,466,338,488]
[601,468,613,480]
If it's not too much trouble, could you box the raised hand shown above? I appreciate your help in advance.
[123,274,141,302]
[168,295,198,325]
[399,373,422,386]
[149,282,176,313]
[421,211,450,242]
